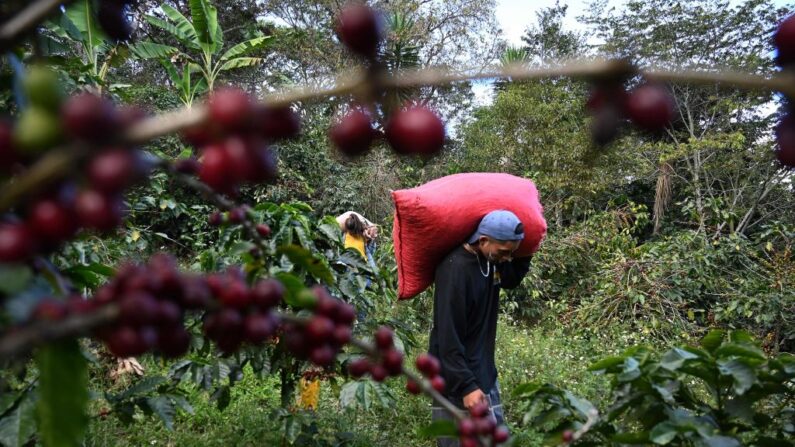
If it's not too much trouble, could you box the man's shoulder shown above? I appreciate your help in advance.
[439,245,473,268]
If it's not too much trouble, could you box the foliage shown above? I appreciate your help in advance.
[131,0,271,104]
[515,330,795,446]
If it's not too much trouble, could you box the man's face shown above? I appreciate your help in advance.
[478,236,520,263]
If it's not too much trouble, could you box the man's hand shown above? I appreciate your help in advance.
[463,389,487,409]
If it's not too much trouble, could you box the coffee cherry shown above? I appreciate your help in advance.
[23,66,63,112]
[75,189,124,232]
[586,85,627,112]
[430,375,445,393]
[370,364,388,382]
[348,358,371,378]
[208,211,224,226]
[332,325,352,346]
[406,379,422,395]
[0,222,34,262]
[220,280,251,309]
[115,105,148,128]
[155,301,182,326]
[107,326,148,358]
[61,93,117,142]
[335,3,382,58]
[216,308,244,334]
[199,144,237,194]
[382,349,404,376]
[157,326,191,358]
[469,402,489,418]
[181,276,211,309]
[174,158,200,174]
[775,115,795,168]
[28,198,77,243]
[119,291,159,326]
[244,313,277,344]
[385,105,445,155]
[98,1,132,42]
[333,301,356,325]
[14,107,63,152]
[305,316,335,344]
[284,328,310,358]
[255,106,301,141]
[775,15,795,66]
[374,326,394,350]
[209,88,252,131]
[562,430,574,443]
[223,137,260,182]
[0,121,17,170]
[330,108,375,156]
[590,106,622,147]
[32,298,68,321]
[415,353,440,378]
[66,296,97,314]
[476,416,496,436]
[309,344,336,367]
[625,84,674,131]
[255,224,271,237]
[458,419,476,438]
[228,206,247,224]
[314,294,338,319]
[88,148,138,193]
[182,125,217,147]
[459,438,477,447]
[216,332,244,354]
[251,279,284,309]
[493,425,510,444]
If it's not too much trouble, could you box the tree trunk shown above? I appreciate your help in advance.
[653,162,673,234]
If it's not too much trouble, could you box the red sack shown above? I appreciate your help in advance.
[392,173,546,300]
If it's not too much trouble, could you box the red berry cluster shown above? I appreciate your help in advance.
[282,286,356,367]
[586,82,675,145]
[93,254,211,358]
[0,90,150,263]
[456,402,510,447]
[183,88,301,195]
[771,17,795,169]
[329,4,446,157]
[412,352,446,393]
[202,269,284,354]
[347,325,405,381]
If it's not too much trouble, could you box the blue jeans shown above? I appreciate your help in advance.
[431,381,506,447]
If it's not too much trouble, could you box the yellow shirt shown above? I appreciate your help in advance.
[343,233,366,258]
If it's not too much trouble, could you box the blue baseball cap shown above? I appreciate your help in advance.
[468,210,524,243]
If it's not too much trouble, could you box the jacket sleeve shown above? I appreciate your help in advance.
[434,259,480,397]
[497,256,532,289]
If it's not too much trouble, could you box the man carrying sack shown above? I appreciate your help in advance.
[429,210,532,447]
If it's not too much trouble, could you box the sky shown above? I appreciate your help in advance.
[472,0,794,105]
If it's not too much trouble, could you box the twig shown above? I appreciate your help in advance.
[1,59,790,213]
[0,0,76,51]
[0,303,119,359]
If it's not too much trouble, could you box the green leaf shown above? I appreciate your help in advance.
[718,359,757,395]
[160,59,183,86]
[417,420,458,438]
[36,339,89,447]
[218,57,263,71]
[715,343,765,360]
[0,265,33,295]
[111,376,167,402]
[0,391,36,447]
[588,356,625,372]
[130,42,180,60]
[702,436,742,447]
[58,13,84,42]
[220,36,269,61]
[189,0,213,47]
[153,6,200,49]
[145,397,176,430]
[661,348,700,371]
[701,330,726,353]
[277,245,334,285]
[649,421,678,444]
[273,272,304,307]
[617,357,641,382]
[64,0,105,47]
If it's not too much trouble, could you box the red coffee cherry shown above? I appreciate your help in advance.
[28,198,77,243]
[335,3,382,58]
[330,108,375,156]
[385,105,446,155]
[75,189,124,232]
[405,379,422,395]
[625,84,675,131]
[0,222,34,262]
[61,93,117,142]
[209,88,252,132]
[774,15,795,66]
